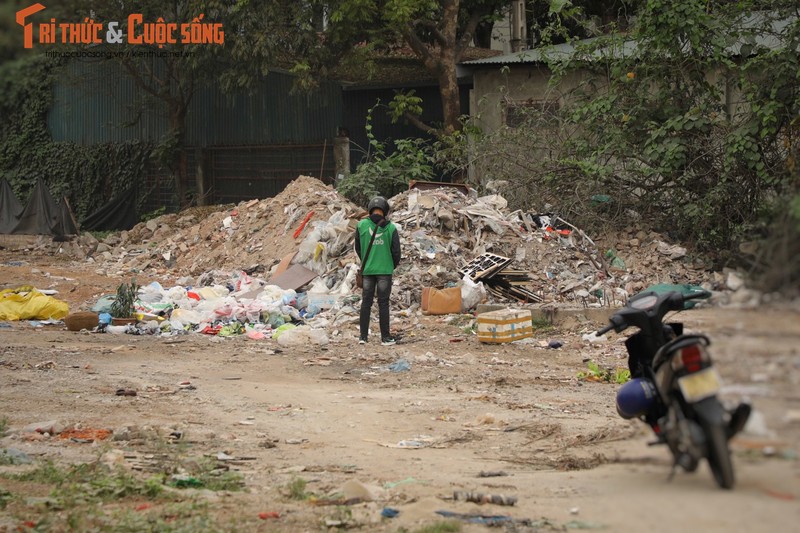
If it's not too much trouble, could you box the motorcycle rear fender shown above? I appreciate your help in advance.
[653,334,711,370]
[690,396,726,427]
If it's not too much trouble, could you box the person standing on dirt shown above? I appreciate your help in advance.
[355,196,401,346]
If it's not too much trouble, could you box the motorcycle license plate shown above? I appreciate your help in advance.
[678,367,721,402]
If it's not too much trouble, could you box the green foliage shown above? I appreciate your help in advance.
[0,488,11,510]
[11,459,68,484]
[531,315,554,331]
[66,500,220,533]
[140,206,167,223]
[0,416,7,435]
[2,458,239,531]
[111,279,139,319]
[0,55,155,222]
[337,102,435,207]
[468,3,799,287]
[577,361,631,384]
[188,457,245,492]
[388,90,424,124]
[286,477,310,500]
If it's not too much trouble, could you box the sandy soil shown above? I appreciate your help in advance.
[1,254,799,532]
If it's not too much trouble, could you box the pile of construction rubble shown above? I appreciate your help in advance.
[85,175,718,312]
[8,175,760,340]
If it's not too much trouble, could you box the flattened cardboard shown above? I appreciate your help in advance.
[269,264,317,291]
[274,252,297,277]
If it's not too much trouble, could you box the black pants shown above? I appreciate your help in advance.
[360,275,392,340]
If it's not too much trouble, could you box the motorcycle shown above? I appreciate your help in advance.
[596,289,750,489]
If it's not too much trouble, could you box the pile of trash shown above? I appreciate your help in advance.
[87,274,349,346]
[88,175,717,313]
[23,175,733,339]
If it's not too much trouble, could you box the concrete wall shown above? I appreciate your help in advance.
[471,63,748,135]
[471,64,591,132]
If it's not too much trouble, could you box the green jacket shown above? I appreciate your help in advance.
[355,218,400,275]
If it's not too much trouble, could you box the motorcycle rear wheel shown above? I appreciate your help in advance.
[705,422,735,489]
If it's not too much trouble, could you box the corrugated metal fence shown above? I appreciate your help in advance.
[49,59,341,213]
[49,60,342,146]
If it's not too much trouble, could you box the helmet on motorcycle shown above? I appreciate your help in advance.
[616,378,658,419]
[367,196,390,216]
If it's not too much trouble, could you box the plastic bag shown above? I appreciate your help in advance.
[276,325,329,347]
[138,282,165,303]
[91,294,116,314]
[0,287,69,321]
[272,323,296,340]
[460,275,487,312]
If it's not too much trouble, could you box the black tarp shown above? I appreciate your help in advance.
[2,178,78,238]
[0,178,23,234]
[80,186,138,231]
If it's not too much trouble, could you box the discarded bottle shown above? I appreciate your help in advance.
[453,491,517,506]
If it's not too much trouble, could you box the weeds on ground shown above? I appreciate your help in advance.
[64,499,223,532]
[88,230,113,241]
[9,460,163,506]
[531,316,555,333]
[1,449,245,531]
[0,488,12,510]
[183,457,245,491]
[286,477,310,500]
[0,416,8,435]
[577,361,631,384]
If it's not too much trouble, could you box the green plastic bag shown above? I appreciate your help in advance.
[272,323,296,340]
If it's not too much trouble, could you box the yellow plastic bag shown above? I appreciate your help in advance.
[0,286,69,321]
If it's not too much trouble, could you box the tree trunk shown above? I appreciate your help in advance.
[169,106,188,209]
[439,63,461,136]
[439,0,461,135]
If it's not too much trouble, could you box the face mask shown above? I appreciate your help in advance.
[370,213,384,225]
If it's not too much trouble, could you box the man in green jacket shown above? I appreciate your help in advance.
[355,196,401,345]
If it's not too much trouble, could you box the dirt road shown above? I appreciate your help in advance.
[1,257,799,532]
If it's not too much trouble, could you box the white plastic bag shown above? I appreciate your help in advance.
[460,275,487,312]
[276,325,329,347]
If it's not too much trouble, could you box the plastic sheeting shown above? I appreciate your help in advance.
[81,186,138,231]
[0,286,69,321]
[1,178,78,238]
[0,178,23,234]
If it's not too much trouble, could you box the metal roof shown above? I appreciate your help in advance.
[461,40,585,66]
[463,12,796,67]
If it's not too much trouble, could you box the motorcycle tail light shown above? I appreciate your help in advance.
[671,344,705,373]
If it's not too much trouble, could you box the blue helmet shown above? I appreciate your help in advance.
[616,378,658,419]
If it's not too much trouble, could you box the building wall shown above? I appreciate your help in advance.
[471,64,588,132]
[472,63,744,134]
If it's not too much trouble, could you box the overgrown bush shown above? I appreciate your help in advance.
[467,2,798,290]
[0,55,156,222]
[337,103,435,208]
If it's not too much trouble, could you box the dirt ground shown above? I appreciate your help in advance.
[1,253,799,532]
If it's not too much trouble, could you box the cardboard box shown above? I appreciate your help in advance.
[421,287,462,315]
[477,309,533,344]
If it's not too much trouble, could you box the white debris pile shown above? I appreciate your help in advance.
[88,177,720,309]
